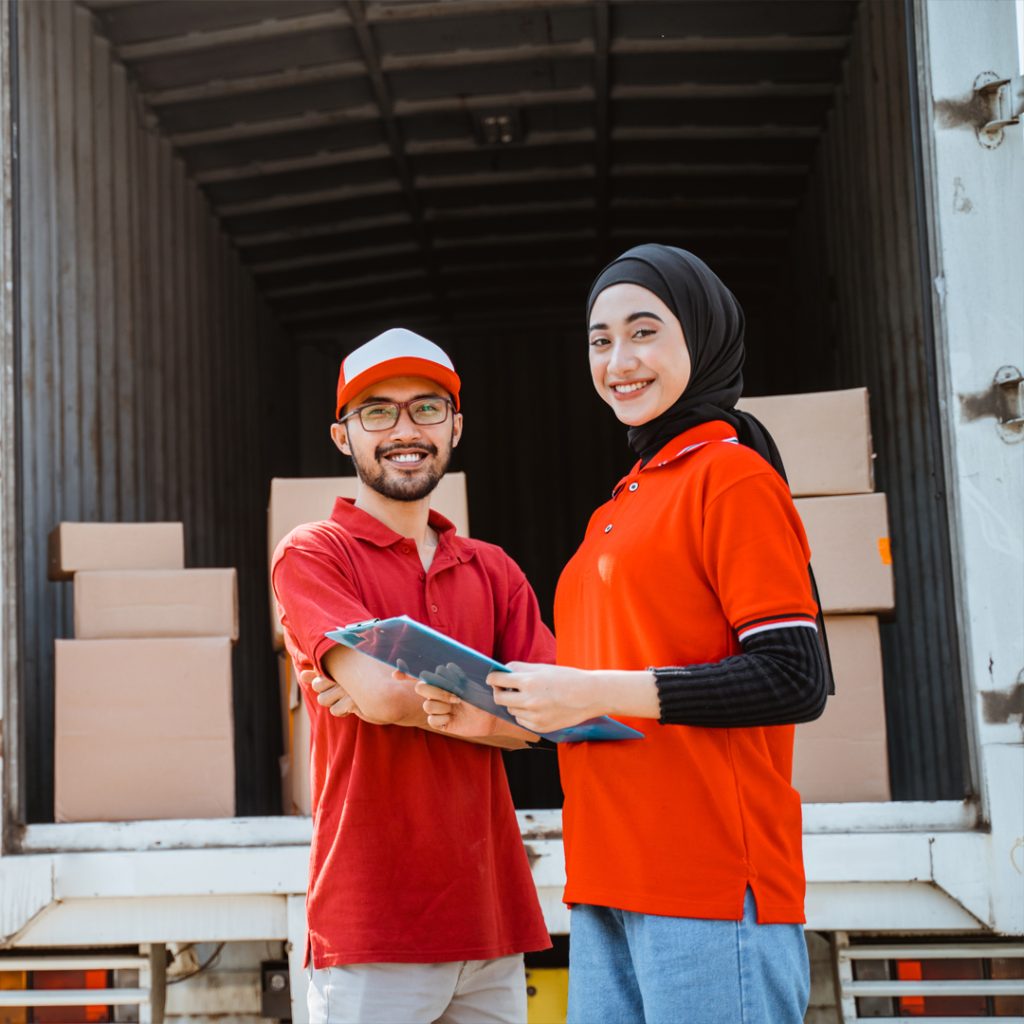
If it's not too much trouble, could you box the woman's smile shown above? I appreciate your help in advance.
[588,282,692,426]
[609,378,654,398]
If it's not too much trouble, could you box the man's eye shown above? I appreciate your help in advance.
[363,405,394,420]
[414,401,442,414]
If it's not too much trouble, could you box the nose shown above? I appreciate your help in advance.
[387,405,424,440]
[606,338,638,376]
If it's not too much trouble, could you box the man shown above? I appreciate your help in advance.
[271,327,552,1024]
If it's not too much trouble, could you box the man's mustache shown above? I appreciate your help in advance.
[375,441,439,462]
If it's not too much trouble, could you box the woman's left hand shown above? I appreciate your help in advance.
[487,663,606,734]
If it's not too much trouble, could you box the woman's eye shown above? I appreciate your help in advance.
[589,336,610,347]
[633,327,656,340]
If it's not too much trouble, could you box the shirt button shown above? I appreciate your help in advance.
[431,604,439,613]
[604,524,613,534]
[628,482,639,492]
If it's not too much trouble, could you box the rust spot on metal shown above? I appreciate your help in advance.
[959,386,1007,423]
[521,827,563,842]
[980,682,1024,724]
[959,369,1023,428]
[935,90,992,131]
[519,812,563,843]
[935,72,1007,133]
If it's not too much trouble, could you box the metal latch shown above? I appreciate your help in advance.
[994,365,1024,439]
[974,72,1024,148]
[958,366,1024,443]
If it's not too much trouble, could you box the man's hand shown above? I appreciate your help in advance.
[302,668,408,724]
[303,669,359,717]
[414,679,502,737]
[301,659,536,747]
[414,676,538,748]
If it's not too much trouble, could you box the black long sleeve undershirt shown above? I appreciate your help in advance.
[654,625,828,728]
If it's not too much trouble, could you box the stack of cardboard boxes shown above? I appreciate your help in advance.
[50,522,238,821]
[738,388,893,802]
[267,474,470,816]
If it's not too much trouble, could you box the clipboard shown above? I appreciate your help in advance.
[326,615,644,744]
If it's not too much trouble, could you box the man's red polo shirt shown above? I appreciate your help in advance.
[555,421,818,925]
[272,498,553,967]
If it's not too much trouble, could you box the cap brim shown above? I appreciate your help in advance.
[336,357,461,418]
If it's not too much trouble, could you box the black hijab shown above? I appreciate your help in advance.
[586,243,785,475]
[587,244,834,691]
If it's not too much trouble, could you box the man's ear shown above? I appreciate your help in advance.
[451,411,464,449]
[330,422,351,456]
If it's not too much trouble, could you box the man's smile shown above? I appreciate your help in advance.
[377,443,437,468]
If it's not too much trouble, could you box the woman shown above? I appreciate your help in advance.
[420,244,830,1024]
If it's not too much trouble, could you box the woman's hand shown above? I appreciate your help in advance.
[486,663,608,734]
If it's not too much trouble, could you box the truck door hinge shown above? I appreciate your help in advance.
[958,366,1024,442]
[993,365,1024,440]
[974,72,1024,148]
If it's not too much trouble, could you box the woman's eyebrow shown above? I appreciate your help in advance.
[588,311,665,332]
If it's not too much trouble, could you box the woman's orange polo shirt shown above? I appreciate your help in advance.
[554,420,818,924]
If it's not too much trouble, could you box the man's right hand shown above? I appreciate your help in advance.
[302,669,360,718]
[414,678,534,745]
[302,667,420,725]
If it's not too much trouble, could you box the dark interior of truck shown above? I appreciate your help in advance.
[15,0,970,819]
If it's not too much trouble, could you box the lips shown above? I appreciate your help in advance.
[609,379,653,399]
[377,442,437,468]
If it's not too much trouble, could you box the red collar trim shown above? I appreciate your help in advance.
[612,420,739,496]
[644,420,739,469]
[330,497,465,559]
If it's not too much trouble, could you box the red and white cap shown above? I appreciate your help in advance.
[335,328,461,418]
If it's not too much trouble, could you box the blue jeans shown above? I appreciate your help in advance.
[567,889,809,1024]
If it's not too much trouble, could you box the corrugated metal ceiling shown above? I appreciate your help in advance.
[79,0,857,342]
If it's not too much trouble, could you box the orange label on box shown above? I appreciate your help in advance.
[877,537,892,565]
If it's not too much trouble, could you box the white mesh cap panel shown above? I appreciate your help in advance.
[343,328,455,381]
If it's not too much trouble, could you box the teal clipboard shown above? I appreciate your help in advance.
[326,615,644,744]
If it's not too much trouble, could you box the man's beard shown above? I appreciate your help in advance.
[350,438,452,502]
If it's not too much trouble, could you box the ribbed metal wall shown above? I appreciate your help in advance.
[17,1,297,821]
[788,1,969,799]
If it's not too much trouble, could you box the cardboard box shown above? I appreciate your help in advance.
[54,637,235,821]
[267,473,470,649]
[795,493,894,613]
[48,522,185,581]
[793,615,891,802]
[73,569,238,641]
[277,651,298,756]
[737,388,874,497]
[279,754,292,816]
[290,693,311,817]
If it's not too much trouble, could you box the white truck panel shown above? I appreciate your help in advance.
[922,0,1024,936]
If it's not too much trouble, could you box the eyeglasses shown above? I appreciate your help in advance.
[338,396,454,432]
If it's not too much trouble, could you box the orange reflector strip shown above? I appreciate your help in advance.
[896,960,926,1015]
